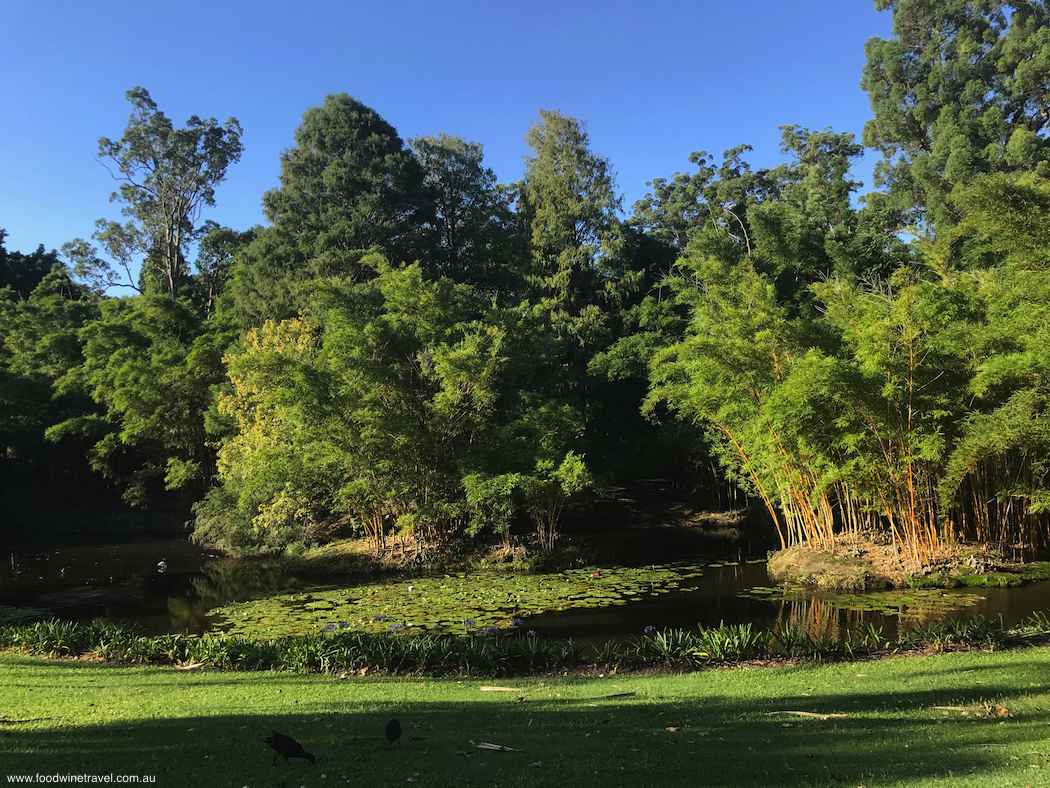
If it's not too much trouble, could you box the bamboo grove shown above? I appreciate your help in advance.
[1,1,1049,561]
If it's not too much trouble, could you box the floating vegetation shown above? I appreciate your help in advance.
[210,563,706,639]
[741,584,983,619]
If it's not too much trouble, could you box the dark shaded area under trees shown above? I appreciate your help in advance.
[3,0,1050,562]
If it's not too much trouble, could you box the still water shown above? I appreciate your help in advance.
[2,528,1049,643]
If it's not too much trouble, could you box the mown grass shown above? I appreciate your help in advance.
[3,645,1050,788]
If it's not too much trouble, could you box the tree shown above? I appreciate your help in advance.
[210,256,514,552]
[520,110,636,326]
[191,223,258,317]
[409,133,521,298]
[861,0,1050,235]
[67,88,243,298]
[0,260,98,489]
[0,229,62,300]
[647,253,826,550]
[515,110,643,457]
[49,295,221,505]
[230,94,430,326]
[520,451,594,552]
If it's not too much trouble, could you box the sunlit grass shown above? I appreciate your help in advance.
[2,646,1049,787]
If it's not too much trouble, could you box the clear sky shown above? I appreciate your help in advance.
[0,0,894,259]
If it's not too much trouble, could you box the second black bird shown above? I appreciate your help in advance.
[385,718,401,745]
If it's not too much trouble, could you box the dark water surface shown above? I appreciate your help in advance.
[3,525,1050,643]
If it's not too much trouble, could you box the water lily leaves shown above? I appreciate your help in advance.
[209,562,706,639]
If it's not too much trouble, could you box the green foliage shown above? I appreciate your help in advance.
[520,451,595,552]
[0,229,63,299]
[230,94,430,326]
[4,612,1038,678]
[49,295,223,504]
[190,223,257,316]
[518,109,642,433]
[861,0,1050,234]
[0,252,99,480]
[212,258,515,550]
[409,132,521,297]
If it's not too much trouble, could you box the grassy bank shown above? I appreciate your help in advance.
[3,647,1050,787]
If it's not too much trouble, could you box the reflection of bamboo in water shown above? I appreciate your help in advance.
[775,597,840,643]
[773,595,962,645]
[774,597,935,644]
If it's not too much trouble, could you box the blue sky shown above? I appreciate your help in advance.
[1,0,894,259]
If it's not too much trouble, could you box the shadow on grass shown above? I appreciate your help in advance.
[2,654,1048,788]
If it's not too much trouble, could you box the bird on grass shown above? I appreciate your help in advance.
[264,731,316,765]
[385,718,402,745]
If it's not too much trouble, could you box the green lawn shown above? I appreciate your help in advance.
[2,647,1049,787]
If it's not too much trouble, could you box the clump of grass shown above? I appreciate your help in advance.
[630,628,695,663]
[695,622,772,659]
[900,615,1011,650]
[1020,610,1050,636]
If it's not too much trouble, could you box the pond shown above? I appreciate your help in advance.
[3,517,1050,646]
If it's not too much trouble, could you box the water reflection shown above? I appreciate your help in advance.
[0,538,291,635]
[771,596,899,644]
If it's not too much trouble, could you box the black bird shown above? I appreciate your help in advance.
[385,718,401,745]
[264,731,316,765]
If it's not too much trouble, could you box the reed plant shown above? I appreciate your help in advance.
[772,623,812,656]
[695,622,772,659]
[900,615,1011,650]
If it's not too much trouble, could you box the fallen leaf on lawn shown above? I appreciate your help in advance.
[666,727,678,732]
[480,686,522,692]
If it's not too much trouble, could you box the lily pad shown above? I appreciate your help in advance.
[209,562,706,639]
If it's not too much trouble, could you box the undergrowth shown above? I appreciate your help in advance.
[3,613,1048,676]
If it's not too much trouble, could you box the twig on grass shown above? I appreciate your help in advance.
[766,711,847,720]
